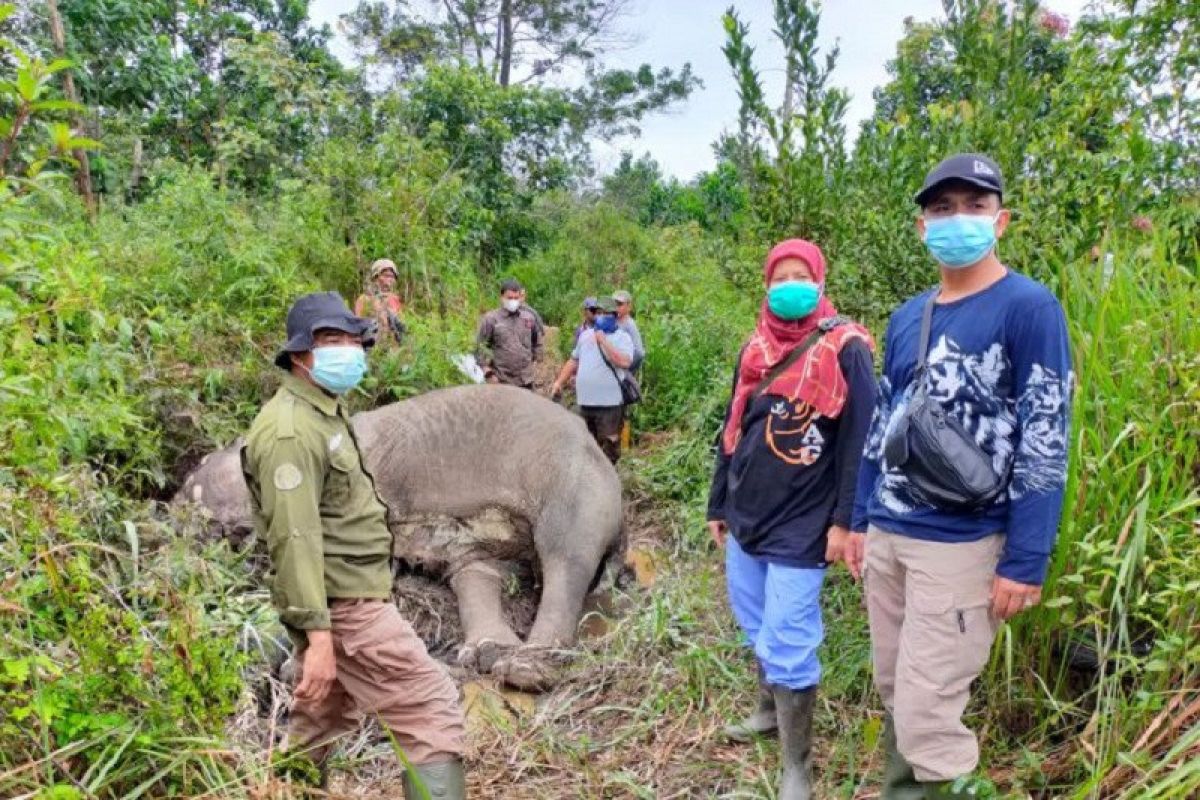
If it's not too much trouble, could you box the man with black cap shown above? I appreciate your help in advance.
[476,278,544,388]
[845,154,1073,798]
[241,292,466,798]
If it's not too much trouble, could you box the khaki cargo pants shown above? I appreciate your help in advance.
[288,599,465,766]
[865,526,1003,781]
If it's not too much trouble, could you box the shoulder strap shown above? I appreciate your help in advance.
[748,327,825,405]
[916,291,937,377]
[596,334,622,381]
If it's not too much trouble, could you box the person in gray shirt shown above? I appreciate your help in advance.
[550,302,633,463]
[612,290,645,371]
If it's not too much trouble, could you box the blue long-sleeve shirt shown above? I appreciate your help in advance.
[851,270,1073,585]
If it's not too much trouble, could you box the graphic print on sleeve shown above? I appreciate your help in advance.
[1010,363,1071,500]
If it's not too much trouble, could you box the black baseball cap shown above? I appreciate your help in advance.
[274,291,375,369]
[914,153,1004,207]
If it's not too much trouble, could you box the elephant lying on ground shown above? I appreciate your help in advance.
[175,384,624,690]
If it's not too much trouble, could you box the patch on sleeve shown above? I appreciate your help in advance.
[273,463,304,491]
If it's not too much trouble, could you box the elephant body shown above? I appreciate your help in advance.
[177,384,624,689]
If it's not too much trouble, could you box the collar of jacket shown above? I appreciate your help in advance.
[281,371,342,418]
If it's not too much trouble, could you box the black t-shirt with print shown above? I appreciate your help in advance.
[707,339,877,568]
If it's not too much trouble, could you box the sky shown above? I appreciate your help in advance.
[309,0,1093,181]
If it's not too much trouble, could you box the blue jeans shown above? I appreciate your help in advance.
[725,534,826,690]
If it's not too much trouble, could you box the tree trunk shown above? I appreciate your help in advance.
[128,135,144,201]
[498,0,514,86]
[46,0,96,220]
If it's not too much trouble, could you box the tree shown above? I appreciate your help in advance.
[1082,0,1199,193]
[398,62,583,263]
[44,0,93,214]
[13,0,352,193]
[600,151,706,228]
[719,1,848,243]
[344,0,699,136]
[0,16,97,183]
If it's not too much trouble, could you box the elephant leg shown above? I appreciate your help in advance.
[526,557,597,649]
[494,557,600,692]
[494,476,621,693]
[449,560,522,672]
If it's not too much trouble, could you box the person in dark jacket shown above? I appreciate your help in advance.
[476,278,544,388]
[706,239,876,800]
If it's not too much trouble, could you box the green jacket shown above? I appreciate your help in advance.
[241,373,393,631]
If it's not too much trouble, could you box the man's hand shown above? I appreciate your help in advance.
[842,531,867,582]
[294,630,336,703]
[550,381,563,401]
[990,575,1042,621]
[707,520,727,548]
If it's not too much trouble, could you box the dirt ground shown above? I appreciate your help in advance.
[227,325,702,799]
[230,495,667,800]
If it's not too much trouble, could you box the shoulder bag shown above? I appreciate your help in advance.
[882,293,1007,511]
[596,334,643,405]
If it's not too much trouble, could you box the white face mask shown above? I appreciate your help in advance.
[502,298,521,313]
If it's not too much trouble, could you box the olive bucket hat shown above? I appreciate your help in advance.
[274,291,376,369]
[370,258,398,279]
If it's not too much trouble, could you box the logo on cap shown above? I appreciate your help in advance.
[973,159,996,176]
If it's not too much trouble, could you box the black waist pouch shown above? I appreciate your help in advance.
[883,293,1007,511]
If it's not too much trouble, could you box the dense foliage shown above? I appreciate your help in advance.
[1,0,1197,797]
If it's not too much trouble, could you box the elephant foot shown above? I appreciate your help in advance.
[493,648,560,692]
[456,638,518,672]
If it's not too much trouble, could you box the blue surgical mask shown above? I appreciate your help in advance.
[922,213,1000,268]
[308,345,367,395]
[594,315,618,334]
[767,280,821,320]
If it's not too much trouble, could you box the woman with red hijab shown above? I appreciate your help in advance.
[707,239,876,799]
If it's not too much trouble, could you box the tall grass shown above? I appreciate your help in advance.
[4,177,1196,797]
[565,226,1200,797]
[997,231,1200,796]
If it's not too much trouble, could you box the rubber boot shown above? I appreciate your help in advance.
[880,716,924,800]
[723,666,777,742]
[402,758,466,800]
[773,685,816,800]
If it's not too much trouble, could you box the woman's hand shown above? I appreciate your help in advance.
[707,520,727,548]
[825,525,849,565]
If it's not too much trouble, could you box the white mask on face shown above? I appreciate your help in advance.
[503,298,520,313]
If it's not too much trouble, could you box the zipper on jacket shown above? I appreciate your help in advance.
[957,610,966,634]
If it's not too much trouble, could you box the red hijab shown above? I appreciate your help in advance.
[721,239,874,455]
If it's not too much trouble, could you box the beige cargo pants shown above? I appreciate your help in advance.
[288,599,465,766]
[865,526,1003,781]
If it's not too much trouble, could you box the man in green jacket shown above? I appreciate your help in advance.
[241,292,465,798]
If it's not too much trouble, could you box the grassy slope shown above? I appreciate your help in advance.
[450,228,1199,799]
[2,182,1196,798]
